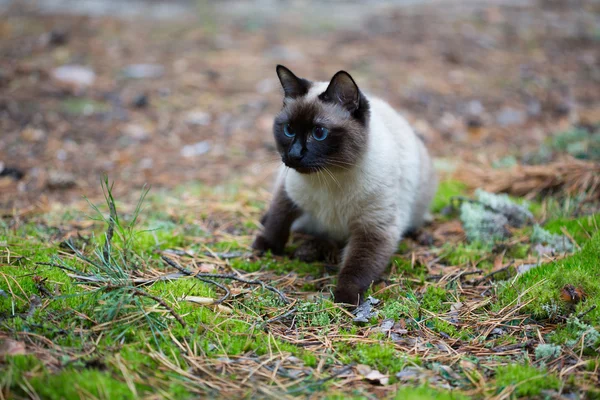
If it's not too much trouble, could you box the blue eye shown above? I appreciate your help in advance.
[283,124,295,138]
[312,126,329,141]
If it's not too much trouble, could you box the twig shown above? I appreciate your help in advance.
[33,277,53,298]
[162,256,290,304]
[577,305,597,319]
[492,340,535,353]
[263,307,297,325]
[25,295,42,318]
[132,288,187,329]
[36,261,87,276]
[193,277,231,304]
[473,262,514,285]
[65,272,187,285]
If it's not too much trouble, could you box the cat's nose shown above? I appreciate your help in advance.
[288,142,304,162]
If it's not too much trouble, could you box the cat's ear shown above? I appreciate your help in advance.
[322,71,360,112]
[276,65,309,98]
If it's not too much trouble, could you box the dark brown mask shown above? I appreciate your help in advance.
[273,65,370,174]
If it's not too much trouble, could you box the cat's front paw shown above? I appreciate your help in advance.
[333,283,363,306]
[251,234,285,256]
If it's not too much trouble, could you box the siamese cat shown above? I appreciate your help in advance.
[253,65,437,305]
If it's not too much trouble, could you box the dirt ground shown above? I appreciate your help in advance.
[1,0,599,212]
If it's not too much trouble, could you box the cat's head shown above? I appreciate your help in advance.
[272,65,370,174]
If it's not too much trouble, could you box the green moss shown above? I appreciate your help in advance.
[296,299,342,327]
[232,256,323,277]
[337,342,410,374]
[29,369,137,400]
[431,180,468,213]
[61,98,109,115]
[421,286,450,313]
[543,214,600,246]
[496,231,600,323]
[381,299,417,320]
[550,318,600,351]
[440,242,493,269]
[429,318,458,337]
[494,364,560,397]
[394,385,469,400]
[1,355,44,389]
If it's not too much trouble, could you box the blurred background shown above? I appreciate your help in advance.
[1,0,599,211]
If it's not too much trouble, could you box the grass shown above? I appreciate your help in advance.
[1,177,599,399]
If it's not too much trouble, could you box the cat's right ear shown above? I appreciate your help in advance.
[276,65,309,99]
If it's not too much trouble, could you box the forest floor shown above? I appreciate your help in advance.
[1,1,600,399]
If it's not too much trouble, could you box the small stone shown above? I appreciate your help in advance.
[56,149,68,161]
[122,123,150,141]
[52,65,96,88]
[496,107,526,126]
[47,170,77,190]
[396,367,421,381]
[466,100,484,116]
[180,141,211,158]
[490,327,506,337]
[40,29,69,46]
[379,318,395,333]
[184,110,211,126]
[21,127,46,142]
[0,163,25,180]
[131,93,149,108]
[139,158,153,170]
[526,99,542,116]
[123,64,164,79]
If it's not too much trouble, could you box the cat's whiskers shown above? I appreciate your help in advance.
[321,169,334,192]
[322,166,342,190]
[325,162,352,172]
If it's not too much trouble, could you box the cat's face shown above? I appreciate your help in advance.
[273,65,370,174]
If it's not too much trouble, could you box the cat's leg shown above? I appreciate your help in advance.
[252,185,301,255]
[334,225,399,305]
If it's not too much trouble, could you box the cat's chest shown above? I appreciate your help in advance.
[285,173,361,233]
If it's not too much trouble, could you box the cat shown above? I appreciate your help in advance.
[252,65,437,305]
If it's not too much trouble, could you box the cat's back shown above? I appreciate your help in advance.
[367,96,419,150]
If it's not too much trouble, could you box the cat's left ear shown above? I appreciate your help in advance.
[322,71,360,112]
[276,65,310,99]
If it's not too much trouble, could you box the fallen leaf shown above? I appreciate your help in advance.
[352,296,380,324]
[216,304,233,314]
[185,296,215,305]
[198,263,216,273]
[0,339,26,358]
[364,369,389,386]
[396,366,422,381]
[560,284,586,304]
[493,254,504,270]
[356,364,371,376]
[378,318,394,333]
